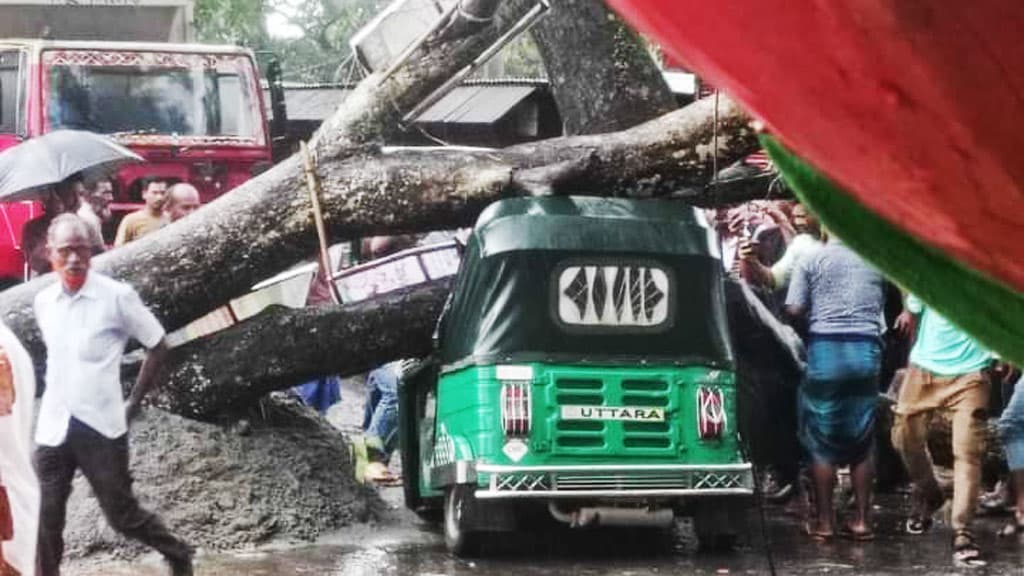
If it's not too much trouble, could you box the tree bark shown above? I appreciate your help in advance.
[0,96,758,362]
[156,275,808,422]
[522,0,677,135]
[151,279,452,419]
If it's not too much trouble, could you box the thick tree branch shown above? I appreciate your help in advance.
[0,96,758,362]
[151,279,451,419]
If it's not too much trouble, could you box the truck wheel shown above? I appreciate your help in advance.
[692,501,743,552]
[444,485,481,556]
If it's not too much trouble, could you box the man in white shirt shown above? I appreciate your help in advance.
[33,214,192,576]
[739,202,823,290]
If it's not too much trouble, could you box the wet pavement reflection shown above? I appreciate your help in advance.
[67,494,1024,575]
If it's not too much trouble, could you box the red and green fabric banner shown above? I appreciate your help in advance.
[763,135,1022,366]
[607,0,1024,363]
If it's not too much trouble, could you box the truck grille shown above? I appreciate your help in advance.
[551,376,676,455]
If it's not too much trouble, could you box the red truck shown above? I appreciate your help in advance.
[0,29,272,286]
[0,0,275,286]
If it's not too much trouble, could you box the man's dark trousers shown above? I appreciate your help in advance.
[35,418,191,576]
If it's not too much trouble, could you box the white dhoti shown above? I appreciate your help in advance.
[0,324,38,576]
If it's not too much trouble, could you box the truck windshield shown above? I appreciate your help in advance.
[43,51,262,143]
[0,49,25,135]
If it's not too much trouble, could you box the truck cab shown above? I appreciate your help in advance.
[0,39,272,284]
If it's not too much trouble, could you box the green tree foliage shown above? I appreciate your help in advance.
[195,0,545,83]
[195,0,388,83]
[194,0,270,49]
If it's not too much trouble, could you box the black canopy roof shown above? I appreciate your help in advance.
[437,197,734,370]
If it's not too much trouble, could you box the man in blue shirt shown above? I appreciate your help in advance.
[785,237,885,542]
[891,294,992,567]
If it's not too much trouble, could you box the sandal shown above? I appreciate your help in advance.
[951,530,986,568]
[364,462,402,486]
[997,516,1024,538]
[978,482,1014,514]
[807,530,834,543]
[804,521,835,542]
[905,516,932,535]
[906,486,943,535]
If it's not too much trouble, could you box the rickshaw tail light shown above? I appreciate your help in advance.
[697,386,726,440]
[500,381,532,437]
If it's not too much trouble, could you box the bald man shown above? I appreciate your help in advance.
[164,183,201,223]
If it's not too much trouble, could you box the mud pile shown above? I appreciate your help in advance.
[62,395,380,560]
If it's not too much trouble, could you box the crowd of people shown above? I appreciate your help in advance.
[20,176,202,277]
[0,173,1021,574]
[716,199,1022,568]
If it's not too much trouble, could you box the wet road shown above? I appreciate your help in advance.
[67,492,1024,576]
[67,381,1024,575]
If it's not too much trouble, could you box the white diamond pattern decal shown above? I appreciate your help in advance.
[558,265,670,327]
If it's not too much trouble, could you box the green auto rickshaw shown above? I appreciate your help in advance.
[399,196,753,555]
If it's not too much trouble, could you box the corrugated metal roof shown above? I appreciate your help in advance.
[415,85,536,124]
[282,88,351,121]
[272,70,693,124]
[277,83,537,125]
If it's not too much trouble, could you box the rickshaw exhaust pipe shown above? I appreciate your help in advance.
[548,503,674,528]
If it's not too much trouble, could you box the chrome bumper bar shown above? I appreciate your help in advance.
[432,462,754,500]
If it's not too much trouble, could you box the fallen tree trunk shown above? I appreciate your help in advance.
[152,279,452,419]
[0,96,758,361]
[156,277,809,425]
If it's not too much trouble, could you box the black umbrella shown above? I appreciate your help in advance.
[0,130,143,201]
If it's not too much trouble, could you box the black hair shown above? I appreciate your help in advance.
[140,176,169,189]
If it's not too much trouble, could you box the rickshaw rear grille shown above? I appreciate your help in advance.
[623,437,671,449]
[623,421,669,433]
[555,378,603,390]
[621,394,669,406]
[558,437,604,448]
[556,420,605,432]
[621,379,669,392]
[551,375,676,455]
[556,393,603,405]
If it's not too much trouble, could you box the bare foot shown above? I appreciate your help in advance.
[805,520,835,542]
[842,519,875,541]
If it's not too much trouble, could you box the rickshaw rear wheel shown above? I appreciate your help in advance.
[444,485,482,556]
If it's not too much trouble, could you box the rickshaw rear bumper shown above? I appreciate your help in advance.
[432,461,754,500]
